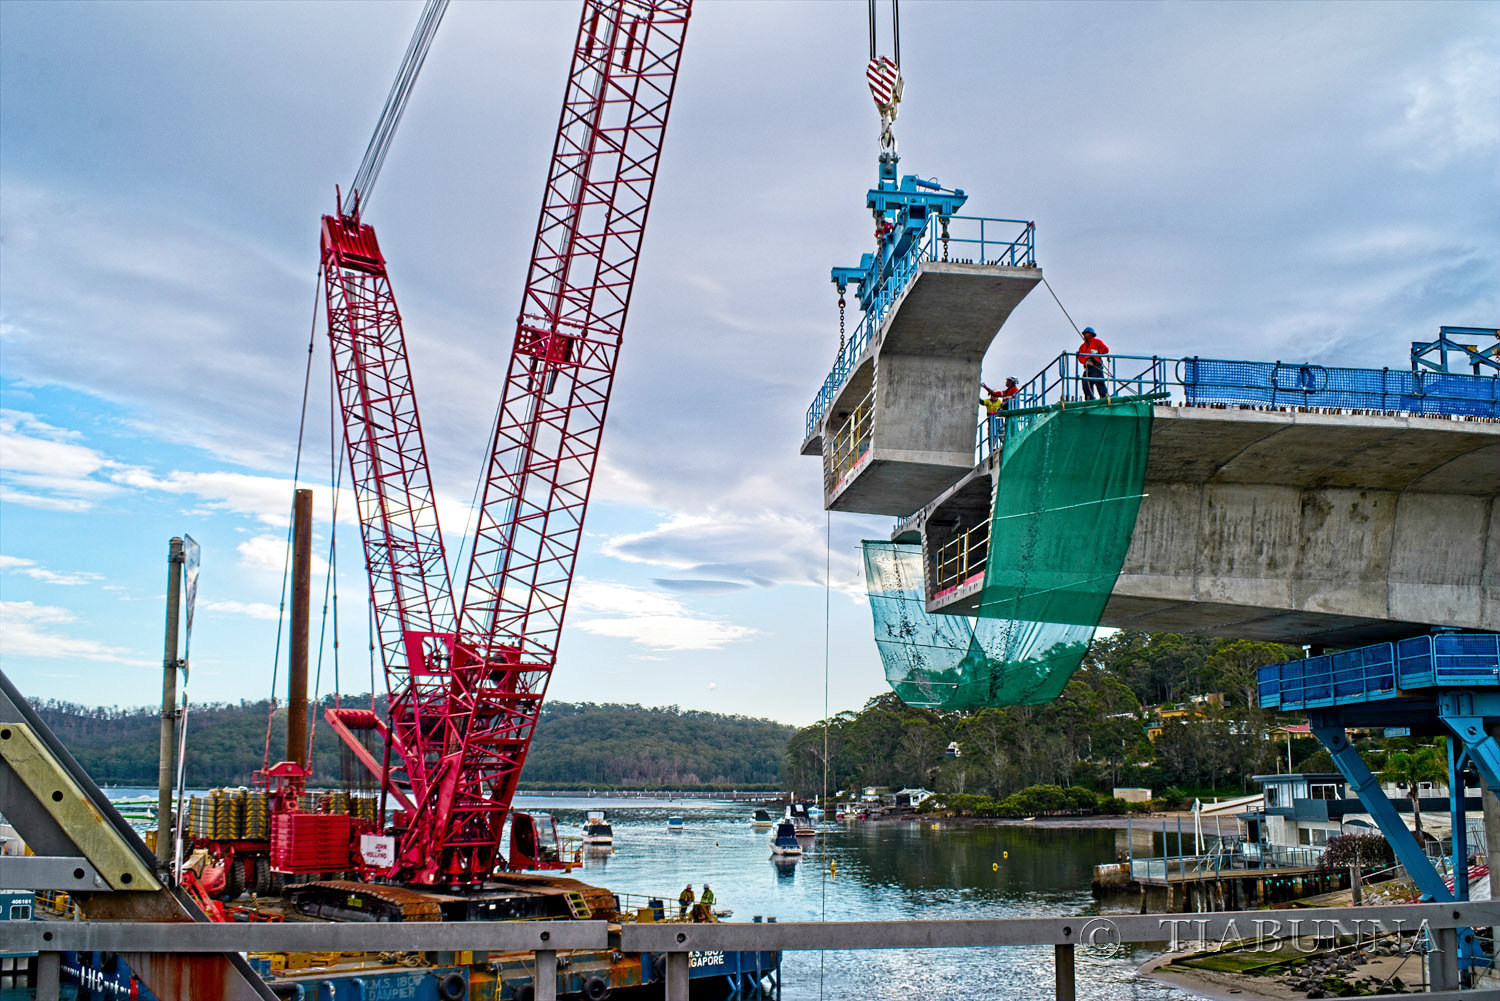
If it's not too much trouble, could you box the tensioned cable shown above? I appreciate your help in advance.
[867,0,876,61]
[265,267,324,770]
[891,0,900,66]
[344,0,450,214]
[819,508,832,1000]
[308,363,348,764]
[1041,275,1082,336]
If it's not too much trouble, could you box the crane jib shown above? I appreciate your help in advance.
[313,0,692,888]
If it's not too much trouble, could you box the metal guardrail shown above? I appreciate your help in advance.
[1259,634,1500,711]
[974,352,1500,467]
[11,902,1495,1000]
[1001,352,1500,422]
[805,215,1036,438]
[823,383,875,495]
[931,517,991,598]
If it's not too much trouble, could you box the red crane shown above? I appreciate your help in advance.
[305,0,691,888]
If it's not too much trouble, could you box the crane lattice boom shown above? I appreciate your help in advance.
[318,0,691,887]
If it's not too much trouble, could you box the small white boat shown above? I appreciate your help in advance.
[582,810,614,845]
[770,820,802,856]
[787,803,816,837]
[667,816,684,832]
[751,808,773,828]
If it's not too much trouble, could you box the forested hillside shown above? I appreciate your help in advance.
[28,697,794,790]
[781,631,1308,802]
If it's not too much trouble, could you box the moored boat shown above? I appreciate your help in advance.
[786,802,816,837]
[667,816,684,832]
[751,808,773,828]
[770,820,802,856]
[582,810,613,845]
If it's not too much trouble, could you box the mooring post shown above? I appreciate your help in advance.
[535,949,557,1000]
[287,488,313,767]
[156,536,184,866]
[1054,943,1075,1001]
[667,950,691,1001]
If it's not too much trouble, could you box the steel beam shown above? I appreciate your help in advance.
[1308,712,1453,901]
[6,920,610,952]
[0,721,160,892]
[1438,690,1500,791]
[0,855,106,891]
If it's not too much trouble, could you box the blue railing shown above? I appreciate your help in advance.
[1004,352,1500,417]
[971,351,1500,462]
[1258,634,1500,711]
[804,215,1036,439]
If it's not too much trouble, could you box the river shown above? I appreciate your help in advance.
[78,790,1194,999]
[520,795,1192,1000]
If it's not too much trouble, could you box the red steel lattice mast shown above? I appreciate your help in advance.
[319,0,691,886]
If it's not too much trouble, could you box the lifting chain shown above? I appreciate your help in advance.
[838,294,847,351]
[940,216,950,263]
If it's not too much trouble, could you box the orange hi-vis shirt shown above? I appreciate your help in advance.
[1078,335,1109,365]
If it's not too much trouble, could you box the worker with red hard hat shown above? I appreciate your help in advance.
[1077,327,1110,400]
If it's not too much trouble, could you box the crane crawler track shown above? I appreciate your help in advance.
[287,880,446,922]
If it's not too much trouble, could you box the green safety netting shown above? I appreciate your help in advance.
[863,399,1153,708]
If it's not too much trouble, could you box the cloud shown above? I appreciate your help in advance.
[602,511,868,594]
[197,599,284,621]
[0,555,103,586]
[236,534,329,579]
[651,578,751,594]
[1378,38,1500,171]
[0,600,150,666]
[111,468,308,526]
[569,579,757,651]
[0,409,127,510]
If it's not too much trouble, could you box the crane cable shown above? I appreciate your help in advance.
[868,0,900,65]
[344,0,451,215]
[264,268,325,771]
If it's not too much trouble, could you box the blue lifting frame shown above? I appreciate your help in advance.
[1411,325,1500,375]
[1262,633,1500,981]
[830,150,967,311]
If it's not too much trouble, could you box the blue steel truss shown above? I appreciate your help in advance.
[1261,633,1500,979]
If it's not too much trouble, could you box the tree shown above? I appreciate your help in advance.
[1379,745,1447,842]
[1317,833,1394,903]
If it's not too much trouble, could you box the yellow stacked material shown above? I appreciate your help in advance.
[145,829,157,855]
[212,790,235,840]
[243,792,270,840]
[351,795,377,824]
[328,790,349,816]
[227,788,247,840]
[299,792,318,813]
[188,796,215,839]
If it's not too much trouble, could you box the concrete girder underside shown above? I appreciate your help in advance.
[904,405,1499,644]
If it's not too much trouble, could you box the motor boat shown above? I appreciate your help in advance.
[582,810,613,846]
[770,819,802,856]
[786,803,816,837]
[751,808,773,828]
[667,816,684,832]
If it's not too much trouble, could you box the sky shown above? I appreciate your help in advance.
[1,1,1496,727]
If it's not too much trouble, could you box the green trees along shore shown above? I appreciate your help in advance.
[27,631,1443,807]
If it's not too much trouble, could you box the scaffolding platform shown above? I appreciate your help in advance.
[1258,633,1500,979]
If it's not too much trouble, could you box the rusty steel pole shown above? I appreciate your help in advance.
[287,489,313,768]
[156,537,184,866]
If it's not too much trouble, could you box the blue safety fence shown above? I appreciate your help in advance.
[1259,634,1500,711]
[974,352,1500,461]
[805,214,1035,438]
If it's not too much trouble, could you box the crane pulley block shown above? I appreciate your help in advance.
[320,212,387,275]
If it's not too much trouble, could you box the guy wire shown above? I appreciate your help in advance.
[266,266,323,769]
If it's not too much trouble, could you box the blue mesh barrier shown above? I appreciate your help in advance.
[1183,359,1499,417]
